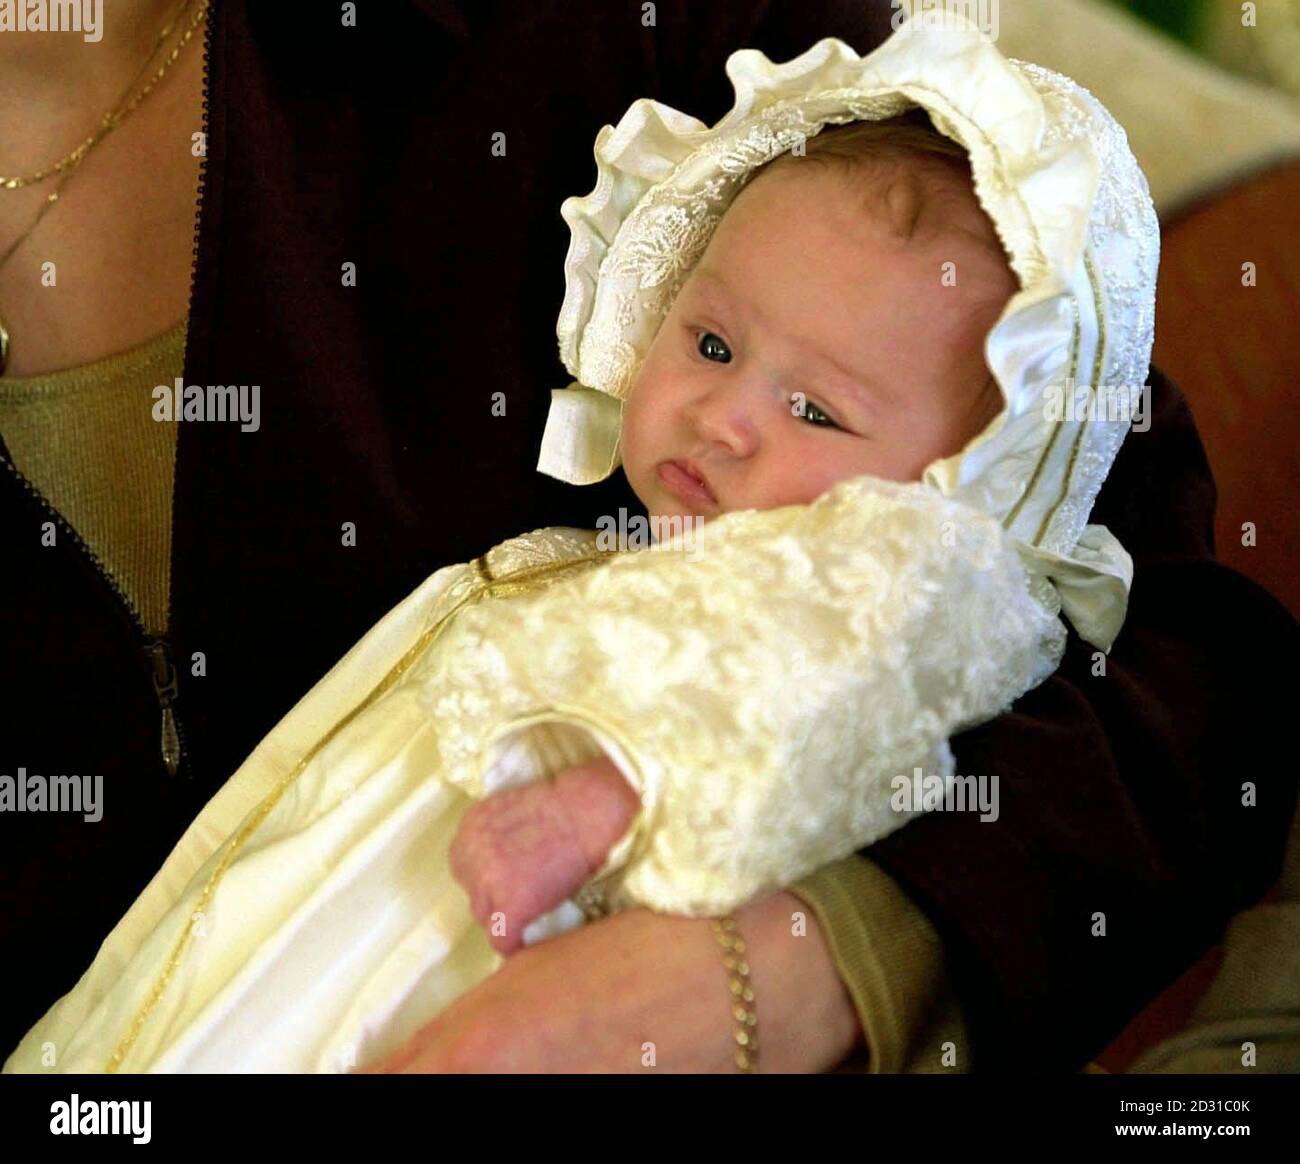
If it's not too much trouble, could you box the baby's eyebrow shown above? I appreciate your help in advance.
[689,267,734,307]
[803,347,886,413]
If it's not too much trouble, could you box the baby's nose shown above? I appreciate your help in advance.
[685,378,768,457]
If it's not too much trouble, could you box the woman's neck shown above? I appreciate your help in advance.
[0,0,184,170]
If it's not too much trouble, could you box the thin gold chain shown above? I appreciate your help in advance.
[0,172,74,272]
[0,0,208,190]
[0,0,209,373]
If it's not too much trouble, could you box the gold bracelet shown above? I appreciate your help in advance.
[711,915,759,1072]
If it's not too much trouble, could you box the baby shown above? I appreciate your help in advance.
[452,112,1017,955]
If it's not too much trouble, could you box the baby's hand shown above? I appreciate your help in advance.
[448,755,641,955]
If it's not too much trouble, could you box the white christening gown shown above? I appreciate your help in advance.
[4,475,1064,1073]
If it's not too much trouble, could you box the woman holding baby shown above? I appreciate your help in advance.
[1,0,1296,1075]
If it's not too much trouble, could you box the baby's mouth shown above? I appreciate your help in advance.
[657,459,717,507]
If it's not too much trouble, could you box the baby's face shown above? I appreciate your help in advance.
[620,159,1016,522]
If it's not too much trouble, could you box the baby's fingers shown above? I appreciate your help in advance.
[449,785,591,954]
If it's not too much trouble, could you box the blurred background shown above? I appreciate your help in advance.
[1114,0,1300,98]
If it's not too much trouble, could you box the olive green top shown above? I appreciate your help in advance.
[0,320,186,635]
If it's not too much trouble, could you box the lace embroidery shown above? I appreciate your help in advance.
[418,478,1067,917]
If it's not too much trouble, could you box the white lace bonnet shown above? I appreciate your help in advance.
[538,16,1159,653]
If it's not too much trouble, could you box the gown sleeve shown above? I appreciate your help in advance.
[420,475,1068,917]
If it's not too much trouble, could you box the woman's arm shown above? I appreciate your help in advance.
[364,888,865,1074]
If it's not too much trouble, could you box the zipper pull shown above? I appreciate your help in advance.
[146,638,182,776]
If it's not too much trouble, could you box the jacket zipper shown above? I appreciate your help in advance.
[1,455,187,776]
[146,0,215,778]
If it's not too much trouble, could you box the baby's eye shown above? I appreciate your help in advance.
[696,331,732,363]
[794,396,840,430]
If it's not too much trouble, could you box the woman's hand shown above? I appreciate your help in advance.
[448,756,641,955]
[358,888,865,1073]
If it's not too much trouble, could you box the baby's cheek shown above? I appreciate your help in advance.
[619,391,647,458]
[765,443,868,504]
[620,379,675,491]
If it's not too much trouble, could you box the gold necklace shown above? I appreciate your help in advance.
[0,0,209,375]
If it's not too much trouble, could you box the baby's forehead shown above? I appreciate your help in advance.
[753,151,1010,267]
[873,159,973,242]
